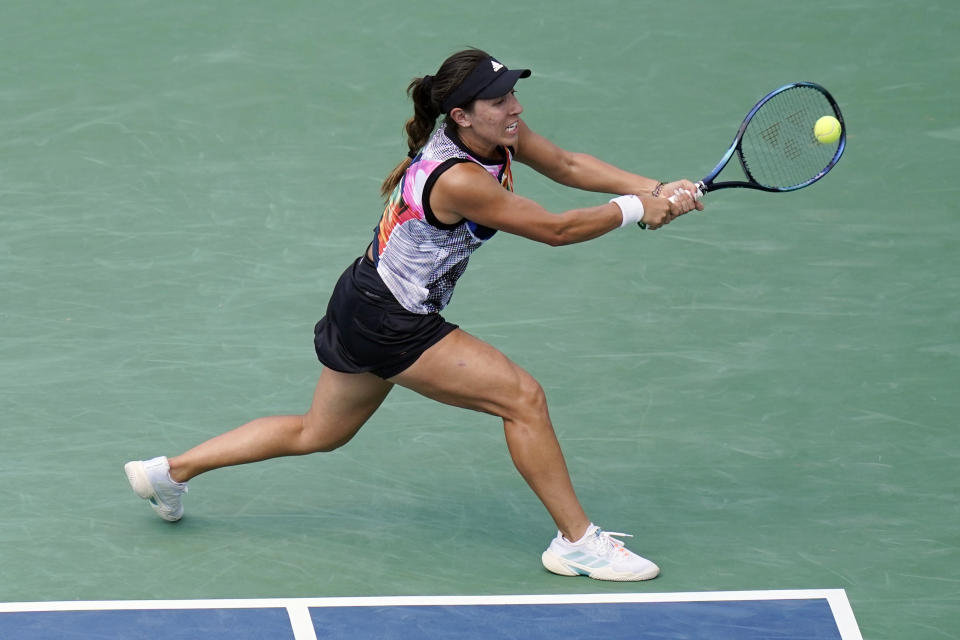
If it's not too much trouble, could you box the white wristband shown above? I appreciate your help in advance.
[610,195,645,229]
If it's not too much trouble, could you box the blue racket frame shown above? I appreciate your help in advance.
[697,81,846,194]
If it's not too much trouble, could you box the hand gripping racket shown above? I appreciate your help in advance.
[674,81,846,202]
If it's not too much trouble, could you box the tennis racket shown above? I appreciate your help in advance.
[675,81,846,201]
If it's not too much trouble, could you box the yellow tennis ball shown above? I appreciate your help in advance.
[814,116,842,144]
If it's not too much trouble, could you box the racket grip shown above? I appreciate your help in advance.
[667,185,703,204]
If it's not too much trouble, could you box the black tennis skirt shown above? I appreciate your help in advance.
[314,255,458,379]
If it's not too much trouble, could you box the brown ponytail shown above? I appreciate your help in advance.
[379,76,439,197]
[379,49,492,198]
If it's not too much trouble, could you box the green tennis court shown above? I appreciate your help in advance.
[2,1,957,638]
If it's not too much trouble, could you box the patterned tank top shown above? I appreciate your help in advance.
[372,124,515,314]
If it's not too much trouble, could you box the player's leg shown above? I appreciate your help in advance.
[168,368,393,481]
[125,368,393,520]
[389,328,590,542]
[390,328,660,581]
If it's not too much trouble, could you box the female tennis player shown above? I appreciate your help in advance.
[125,48,703,581]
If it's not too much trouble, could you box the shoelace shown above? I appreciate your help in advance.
[587,529,634,558]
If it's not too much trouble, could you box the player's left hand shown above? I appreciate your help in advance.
[660,180,705,213]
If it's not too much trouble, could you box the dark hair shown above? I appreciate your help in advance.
[379,48,491,198]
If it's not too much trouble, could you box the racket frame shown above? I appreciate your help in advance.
[698,81,846,195]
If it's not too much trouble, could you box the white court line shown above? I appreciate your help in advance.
[0,589,862,640]
[827,592,865,640]
[286,603,319,640]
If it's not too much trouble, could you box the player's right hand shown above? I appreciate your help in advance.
[641,189,695,230]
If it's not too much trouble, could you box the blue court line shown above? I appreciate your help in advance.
[0,590,862,640]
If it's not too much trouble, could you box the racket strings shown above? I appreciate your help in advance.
[740,86,840,190]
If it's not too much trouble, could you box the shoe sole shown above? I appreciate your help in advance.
[541,550,660,581]
[124,460,183,522]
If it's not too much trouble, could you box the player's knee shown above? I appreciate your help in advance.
[508,371,549,422]
[310,436,345,454]
[300,415,360,453]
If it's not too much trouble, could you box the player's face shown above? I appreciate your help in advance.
[458,90,523,155]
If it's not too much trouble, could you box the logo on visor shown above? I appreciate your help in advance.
[491,60,504,72]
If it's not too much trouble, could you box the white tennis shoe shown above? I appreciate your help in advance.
[541,524,660,581]
[124,456,188,522]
